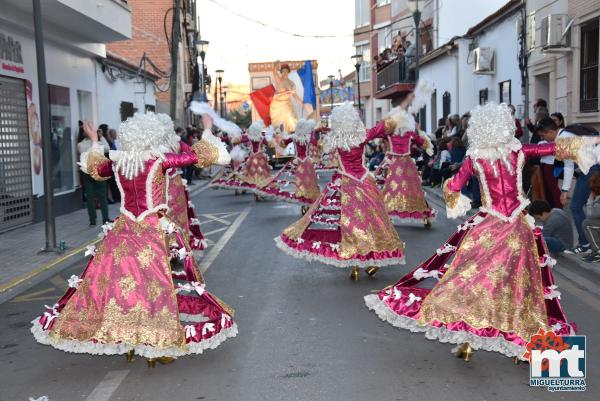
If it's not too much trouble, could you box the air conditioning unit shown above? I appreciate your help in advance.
[473,47,495,75]
[541,14,573,52]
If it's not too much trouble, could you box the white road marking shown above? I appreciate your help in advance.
[85,370,130,401]
[202,226,229,236]
[188,182,210,197]
[198,207,251,273]
[202,213,232,225]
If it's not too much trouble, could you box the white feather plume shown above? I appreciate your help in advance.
[230,145,247,162]
[189,101,242,137]
[408,80,434,115]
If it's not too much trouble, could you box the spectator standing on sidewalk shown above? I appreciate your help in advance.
[77,126,110,226]
[537,117,600,255]
[582,172,600,263]
[508,104,523,139]
[529,200,573,254]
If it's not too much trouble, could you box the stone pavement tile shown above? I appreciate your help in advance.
[0,204,119,289]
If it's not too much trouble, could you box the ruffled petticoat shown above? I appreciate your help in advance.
[167,171,207,252]
[254,157,320,205]
[364,212,574,360]
[209,162,252,191]
[275,172,405,268]
[31,212,237,358]
[240,152,272,190]
[375,153,436,225]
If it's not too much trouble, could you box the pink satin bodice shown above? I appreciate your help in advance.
[99,152,201,219]
[448,143,556,219]
[388,131,424,155]
[336,122,387,180]
[295,142,307,159]
[242,134,266,153]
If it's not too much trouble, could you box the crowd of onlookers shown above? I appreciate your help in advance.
[366,97,600,264]
[374,31,416,73]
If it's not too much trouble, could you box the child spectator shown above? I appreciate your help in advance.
[529,200,574,254]
[582,172,600,263]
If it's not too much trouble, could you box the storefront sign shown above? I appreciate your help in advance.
[0,32,24,73]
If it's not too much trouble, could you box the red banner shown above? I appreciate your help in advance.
[250,85,275,126]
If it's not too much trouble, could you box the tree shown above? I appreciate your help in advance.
[228,108,252,129]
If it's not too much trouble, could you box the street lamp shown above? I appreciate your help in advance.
[215,69,224,115]
[328,74,335,111]
[222,84,228,117]
[195,39,209,101]
[351,53,363,120]
[408,0,421,80]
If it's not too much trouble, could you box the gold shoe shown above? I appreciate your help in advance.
[157,357,175,365]
[147,358,157,368]
[423,218,431,229]
[365,266,379,277]
[301,206,308,215]
[349,267,360,281]
[455,343,473,362]
[513,356,522,365]
[126,350,135,363]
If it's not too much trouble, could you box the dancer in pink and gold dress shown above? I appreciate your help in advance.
[31,112,237,366]
[376,106,436,227]
[255,119,321,208]
[275,103,405,280]
[365,103,599,361]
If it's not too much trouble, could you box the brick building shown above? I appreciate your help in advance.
[108,0,198,125]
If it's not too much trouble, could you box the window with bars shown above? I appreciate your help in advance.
[580,18,599,113]
[479,88,489,105]
[442,91,451,118]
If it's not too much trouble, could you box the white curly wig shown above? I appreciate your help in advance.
[325,102,365,152]
[294,119,316,143]
[247,119,265,141]
[110,112,171,179]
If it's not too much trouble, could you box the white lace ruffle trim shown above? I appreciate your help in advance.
[274,236,405,268]
[446,192,472,219]
[364,294,526,359]
[31,319,238,358]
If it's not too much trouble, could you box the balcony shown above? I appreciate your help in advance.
[374,56,416,100]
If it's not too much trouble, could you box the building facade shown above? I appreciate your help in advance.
[527,0,600,129]
[107,0,198,127]
[0,0,135,230]
[418,0,525,132]
[353,0,439,127]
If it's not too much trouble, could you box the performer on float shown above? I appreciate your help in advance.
[376,86,436,227]
[254,119,321,211]
[31,113,237,366]
[365,102,599,361]
[270,62,301,133]
[275,103,405,280]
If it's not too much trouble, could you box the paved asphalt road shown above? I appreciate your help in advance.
[1,174,599,401]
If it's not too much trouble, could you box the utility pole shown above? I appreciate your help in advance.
[33,0,57,252]
[169,0,181,122]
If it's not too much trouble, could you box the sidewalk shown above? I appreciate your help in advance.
[423,186,600,295]
[0,203,120,299]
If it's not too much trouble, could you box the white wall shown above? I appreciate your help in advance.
[420,51,459,131]
[95,64,157,132]
[0,26,99,196]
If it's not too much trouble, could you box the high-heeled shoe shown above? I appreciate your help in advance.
[349,267,360,281]
[423,218,431,229]
[147,358,157,368]
[365,266,379,277]
[301,206,308,215]
[126,350,135,363]
[455,342,473,361]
